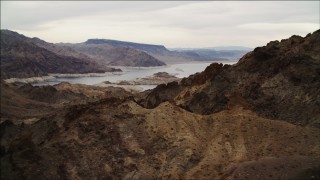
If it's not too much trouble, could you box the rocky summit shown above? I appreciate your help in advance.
[1,30,320,179]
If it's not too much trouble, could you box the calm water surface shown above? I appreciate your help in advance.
[33,61,237,89]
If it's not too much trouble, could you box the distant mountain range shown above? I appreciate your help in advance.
[61,39,254,65]
[170,46,253,60]
[170,46,253,51]
[59,41,166,67]
[0,30,120,79]
[84,39,168,54]
[0,30,168,79]
[209,46,253,51]
[0,29,252,79]
[60,38,226,64]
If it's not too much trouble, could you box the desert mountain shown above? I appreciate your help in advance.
[60,43,166,67]
[30,37,94,62]
[139,29,320,127]
[1,30,319,179]
[9,30,166,68]
[0,30,120,79]
[107,47,166,67]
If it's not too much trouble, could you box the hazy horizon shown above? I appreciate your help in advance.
[1,1,319,48]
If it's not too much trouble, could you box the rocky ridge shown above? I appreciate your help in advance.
[139,29,320,127]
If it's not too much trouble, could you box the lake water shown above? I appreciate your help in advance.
[33,61,237,89]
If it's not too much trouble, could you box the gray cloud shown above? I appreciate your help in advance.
[1,1,319,48]
[1,1,193,30]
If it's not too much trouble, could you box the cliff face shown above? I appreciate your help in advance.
[0,30,120,79]
[139,30,320,127]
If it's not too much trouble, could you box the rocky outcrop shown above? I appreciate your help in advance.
[139,29,320,127]
[137,63,226,109]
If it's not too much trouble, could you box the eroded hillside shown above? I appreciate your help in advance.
[139,30,320,127]
[1,93,320,179]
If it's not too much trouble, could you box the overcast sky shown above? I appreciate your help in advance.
[1,1,319,48]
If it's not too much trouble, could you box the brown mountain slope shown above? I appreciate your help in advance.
[0,81,132,124]
[0,30,120,79]
[138,29,320,127]
[107,47,166,67]
[30,37,96,63]
[1,96,319,179]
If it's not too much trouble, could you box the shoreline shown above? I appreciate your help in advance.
[4,76,56,84]
[48,72,123,78]
[3,61,235,84]
[107,60,237,70]
[4,72,124,84]
[107,65,167,70]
